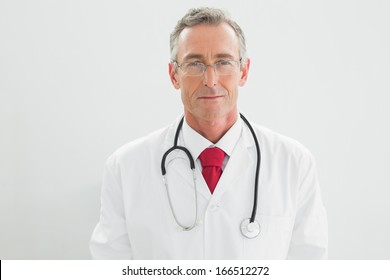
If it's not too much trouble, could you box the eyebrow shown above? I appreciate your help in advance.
[215,53,235,59]
[182,53,236,61]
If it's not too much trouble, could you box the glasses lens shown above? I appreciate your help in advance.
[215,61,239,75]
[182,62,203,76]
[180,60,240,76]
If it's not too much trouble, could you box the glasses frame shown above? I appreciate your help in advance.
[173,58,242,77]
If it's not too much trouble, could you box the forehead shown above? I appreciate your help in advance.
[177,23,240,61]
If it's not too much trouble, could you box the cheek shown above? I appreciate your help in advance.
[180,88,194,107]
[222,80,240,96]
[182,78,201,96]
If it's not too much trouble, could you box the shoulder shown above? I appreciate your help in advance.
[248,122,319,186]
[250,123,315,161]
[105,126,170,169]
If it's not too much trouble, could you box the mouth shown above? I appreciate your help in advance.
[195,87,226,100]
[198,95,224,100]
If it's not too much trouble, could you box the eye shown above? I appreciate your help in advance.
[217,60,233,66]
[186,61,203,67]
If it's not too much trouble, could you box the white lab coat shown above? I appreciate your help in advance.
[90,117,328,259]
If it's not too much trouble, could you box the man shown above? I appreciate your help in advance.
[90,7,328,259]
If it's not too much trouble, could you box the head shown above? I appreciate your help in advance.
[170,7,247,63]
[168,7,250,125]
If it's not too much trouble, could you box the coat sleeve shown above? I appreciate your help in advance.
[287,152,328,259]
[89,156,133,259]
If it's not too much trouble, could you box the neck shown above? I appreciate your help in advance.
[185,110,238,143]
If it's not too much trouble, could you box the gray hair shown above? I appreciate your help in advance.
[170,7,247,63]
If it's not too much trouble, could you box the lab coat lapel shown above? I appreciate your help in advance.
[162,117,211,201]
[164,155,209,199]
[212,128,255,200]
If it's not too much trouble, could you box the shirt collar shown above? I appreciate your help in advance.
[182,116,243,160]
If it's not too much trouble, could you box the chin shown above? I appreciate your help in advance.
[200,109,231,121]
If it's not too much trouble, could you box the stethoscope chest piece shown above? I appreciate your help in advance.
[240,218,261,239]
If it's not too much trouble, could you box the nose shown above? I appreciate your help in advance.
[203,65,217,87]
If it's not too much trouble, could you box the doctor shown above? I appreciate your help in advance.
[90,7,328,259]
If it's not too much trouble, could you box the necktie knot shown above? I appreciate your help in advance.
[199,147,225,168]
[199,147,225,194]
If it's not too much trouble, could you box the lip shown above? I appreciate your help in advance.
[198,95,224,100]
[195,87,226,100]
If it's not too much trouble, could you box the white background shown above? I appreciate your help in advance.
[1,0,389,259]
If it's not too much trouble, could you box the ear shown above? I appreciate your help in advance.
[238,58,250,87]
[169,63,180,89]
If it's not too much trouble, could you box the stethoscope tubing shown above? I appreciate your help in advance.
[160,113,261,236]
[239,113,261,224]
[161,145,194,175]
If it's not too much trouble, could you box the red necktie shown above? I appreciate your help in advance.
[199,147,225,194]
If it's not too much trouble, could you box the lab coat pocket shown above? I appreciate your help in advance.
[243,215,294,259]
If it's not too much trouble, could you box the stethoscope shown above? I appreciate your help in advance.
[161,113,261,239]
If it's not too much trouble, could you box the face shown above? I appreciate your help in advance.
[169,23,250,123]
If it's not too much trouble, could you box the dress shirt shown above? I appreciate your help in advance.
[182,116,243,171]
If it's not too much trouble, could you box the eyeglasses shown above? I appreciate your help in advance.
[174,59,242,76]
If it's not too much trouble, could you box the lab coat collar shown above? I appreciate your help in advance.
[162,114,256,201]
[182,114,243,160]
